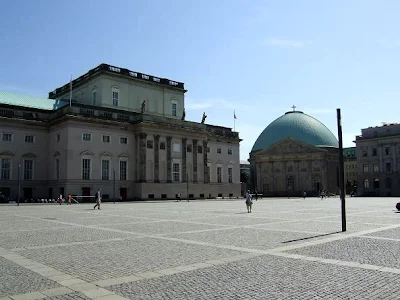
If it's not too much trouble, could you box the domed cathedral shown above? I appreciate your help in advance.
[249,108,340,197]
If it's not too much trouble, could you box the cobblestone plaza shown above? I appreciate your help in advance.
[1,197,400,299]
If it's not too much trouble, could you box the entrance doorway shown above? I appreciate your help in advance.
[23,188,32,200]
[313,180,320,193]
[48,188,53,199]
[81,187,91,196]
[120,188,127,201]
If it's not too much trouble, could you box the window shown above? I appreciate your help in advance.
[147,140,153,149]
[24,159,33,180]
[363,164,368,173]
[364,179,369,188]
[171,102,177,117]
[160,141,166,150]
[386,162,391,172]
[173,143,181,152]
[372,148,377,156]
[102,135,110,143]
[217,148,221,154]
[82,158,91,180]
[101,159,110,180]
[82,133,91,141]
[56,134,60,142]
[206,147,210,153]
[2,133,12,141]
[173,163,180,182]
[119,160,127,180]
[92,89,97,105]
[217,166,222,183]
[228,149,232,155]
[25,135,34,143]
[1,158,11,180]
[55,158,60,180]
[120,137,128,144]
[228,167,232,183]
[197,145,203,153]
[206,165,210,182]
[362,148,368,157]
[373,164,379,173]
[385,147,390,155]
[374,178,380,189]
[187,144,192,152]
[112,87,119,106]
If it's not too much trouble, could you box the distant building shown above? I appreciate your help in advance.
[240,160,250,194]
[0,63,241,201]
[355,122,400,196]
[343,147,357,193]
[249,109,339,197]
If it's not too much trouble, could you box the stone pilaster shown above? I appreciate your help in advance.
[182,138,187,182]
[154,135,160,183]
[203,140,208,183]
[192,139,198,183]
[139,132,147,182]
[166,136,172,183]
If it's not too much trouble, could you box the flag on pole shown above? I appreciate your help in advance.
[69,75,72,106]
[234,110,237,119]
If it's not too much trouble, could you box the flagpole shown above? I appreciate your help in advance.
[233,109,236,132]
[69,75,72,106]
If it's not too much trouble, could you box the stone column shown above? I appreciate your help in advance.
[203,140,208,183]
[166,136,172,183]
[193,139,198,183]
[154,134,160,183]
[139,132,147,182]
[182,138,187,182]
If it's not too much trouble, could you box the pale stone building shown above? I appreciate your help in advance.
[249,110,339,197]
[355,123,400,197]
[343,147,357,193]
[0,64,241,201]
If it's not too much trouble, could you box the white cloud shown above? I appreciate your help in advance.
[263,38,311,48]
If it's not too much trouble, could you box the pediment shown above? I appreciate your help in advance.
[80,150,94,156]
[100,151,113,157]
[54,151,61,157]
[0,151,14,156]
[118,153,129,158]
[256,137,326,156]
[227,160,235,165]
[22,152,37,158]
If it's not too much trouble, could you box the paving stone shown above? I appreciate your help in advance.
[0,258,60,297]
[285,237,400,269]
[107,254,400,299]
[0,227,135,249]
[19,238,245,282]
[41,292,91,300]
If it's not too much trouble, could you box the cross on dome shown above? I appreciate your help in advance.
[291,105,296,111]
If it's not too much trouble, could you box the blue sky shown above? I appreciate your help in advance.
[1,0,399,160]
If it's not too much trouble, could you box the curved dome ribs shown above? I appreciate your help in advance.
[251,111,338,152]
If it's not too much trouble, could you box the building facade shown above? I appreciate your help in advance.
[343,147,357,193]
[0,64,241,201]
[249,110,340,197]
[355,123,400,196]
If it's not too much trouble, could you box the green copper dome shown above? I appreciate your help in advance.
[251,111,338,152]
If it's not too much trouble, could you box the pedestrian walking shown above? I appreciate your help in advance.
[94,189,101,210]
[245,190,253,213]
